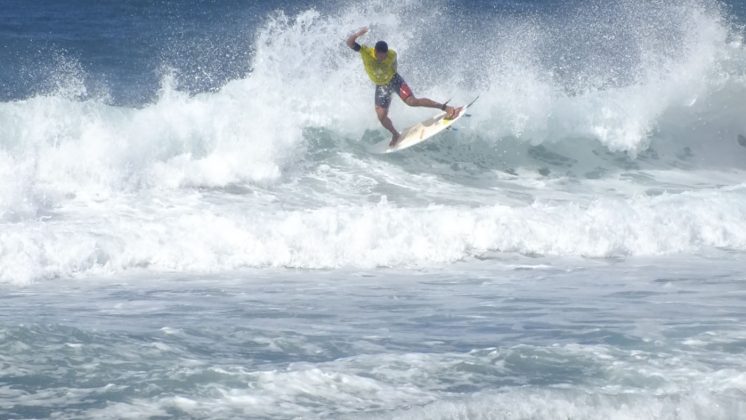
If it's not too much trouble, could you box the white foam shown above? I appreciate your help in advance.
[2,186,746,284]
[67,344,746,419]
[468,0,745,155]
[368,387,746,420]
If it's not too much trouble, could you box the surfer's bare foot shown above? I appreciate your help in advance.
[444,106,462,120]
[389,132,400,147]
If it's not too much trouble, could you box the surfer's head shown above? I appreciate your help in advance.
[374,41,388,61]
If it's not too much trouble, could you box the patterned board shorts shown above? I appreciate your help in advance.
[375,73,413,108]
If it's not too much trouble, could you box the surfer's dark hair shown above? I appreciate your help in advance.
[374,41,388,53]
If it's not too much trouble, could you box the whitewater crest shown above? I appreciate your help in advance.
[0,0,744,195]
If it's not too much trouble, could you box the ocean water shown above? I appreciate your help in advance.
[1,0,745,418]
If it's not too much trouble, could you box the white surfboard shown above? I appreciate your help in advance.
[370,96,479,154]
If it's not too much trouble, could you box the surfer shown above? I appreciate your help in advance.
[346,27,460,146]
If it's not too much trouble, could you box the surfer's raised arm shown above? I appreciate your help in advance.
[346,27,368,50]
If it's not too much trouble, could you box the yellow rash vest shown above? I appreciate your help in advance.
[359,45,397,85]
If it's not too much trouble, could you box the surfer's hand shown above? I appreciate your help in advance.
[444,106,460,120]
[347,27,368,49]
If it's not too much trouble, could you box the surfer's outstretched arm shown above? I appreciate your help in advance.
[346,27,368,50]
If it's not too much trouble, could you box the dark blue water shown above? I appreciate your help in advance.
[4,0,741,105]
[0,0,312,104]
